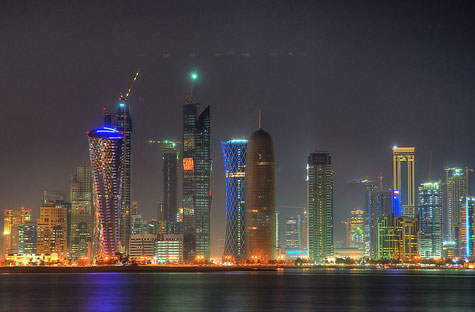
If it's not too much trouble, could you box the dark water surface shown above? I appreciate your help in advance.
[1,269,475,311]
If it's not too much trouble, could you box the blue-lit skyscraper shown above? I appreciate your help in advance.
[392,190,402,217]
[88,126,124,260]
[221,139,247,261]
[418,182,442,258]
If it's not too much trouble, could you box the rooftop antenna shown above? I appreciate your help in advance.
[186,69,198,104]
[258,109,262,129]
[428,151,432,181]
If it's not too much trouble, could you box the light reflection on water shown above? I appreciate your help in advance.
[0,270,475,311]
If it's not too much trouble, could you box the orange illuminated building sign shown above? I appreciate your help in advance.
[183,158,194,171]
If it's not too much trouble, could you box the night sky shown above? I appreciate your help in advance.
[2,1,475,256]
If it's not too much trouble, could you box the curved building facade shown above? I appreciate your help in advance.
[88,126,124,260]
[221,139,247,261]
[245,129,276,262]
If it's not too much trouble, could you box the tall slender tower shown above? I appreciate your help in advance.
[161,141,179,228]
[88,126,124,260]
[245,115,276,263]
[418,182,443,258]
[116,96,132,254]
[307,151,334,261]
[182,72,212,261]
[221,139,247,261]
[392,147,415,217]
[445,168,469,244]
[459,196,475,258]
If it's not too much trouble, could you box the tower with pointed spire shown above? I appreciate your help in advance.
[245,111,276,262]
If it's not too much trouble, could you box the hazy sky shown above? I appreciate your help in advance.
[2,1,475,256]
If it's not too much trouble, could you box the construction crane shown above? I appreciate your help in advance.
[122,67,141,102]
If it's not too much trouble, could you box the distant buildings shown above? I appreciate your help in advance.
[36,202,68,257]
[344,210,364,250]
[392,147,415,217]
[221,139,247,261]
[88,126,124,260]
[285,216,302,250]
[183,103,211,261]
[307,151,334,261]
[245,124,276,263]
[418,182,442,258]
[3,207,31,257]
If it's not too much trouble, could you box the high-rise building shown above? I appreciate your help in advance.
[36,202,68,257]
[129,234,156,258]
[344,210,364,249]
[301,209,308,251]
[88,126,124,260]
[3,207,31,257]
[418,182,442,258]
[244,125,276,263]
[445,168,469,244]
[221,139,247,261]
[131,215,143,235]
[70,163,94,260]
[459,196,475,258]
[183,103,211,261]
[307,151,334,261]
[392,190,403,217]
[392,147,415,217]
[116,97,132,254]
[160,140,179,227]
[285,216,302,250]
[367,190,392,258]
[18,222,36,256]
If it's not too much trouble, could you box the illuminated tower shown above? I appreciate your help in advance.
[88,126,124,260]
[344,210,364,249]
[3,207,31,257]
[307,151,334,261]
[459,196,474,258]
[392,147,415,217]
[445,168,470,244]
[182,71,211,261]
[70,163,94,259]
[286,216,302,250]
[221,139,247,261]
[245,122,276,263]
[116,96,132,254]
[418,182,442,258]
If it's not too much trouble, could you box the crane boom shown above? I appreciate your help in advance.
[124,67,141,101]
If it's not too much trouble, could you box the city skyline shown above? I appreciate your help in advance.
[2,1,475,258]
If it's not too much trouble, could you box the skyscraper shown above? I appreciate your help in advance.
[445,168,469,244]
[344,210,364,249]
[18,222,36,256]
[459,196,474,258]
[70,163,94,259]
[367,190,392,258]
[418,182,442,258]
[221,139,247,261]
[159,140,179,229]
[286,216,302,250]
[392,147,415,217]
[307,151,334,261]
[183,104,212,260]
[36,202,68,256]
[88,126,124,260]
[3,207,31,257]
[116,97,132,254]
[245,124,276,262]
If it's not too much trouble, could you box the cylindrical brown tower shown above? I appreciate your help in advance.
[245,127,276,262]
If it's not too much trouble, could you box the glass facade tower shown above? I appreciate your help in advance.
[221,139,247,261]
[418,182,442,258]
[445,168,469,244]
[307,151,334,261]
[183,104,212,261]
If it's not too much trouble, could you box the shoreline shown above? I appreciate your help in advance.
[0,265,471,273]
